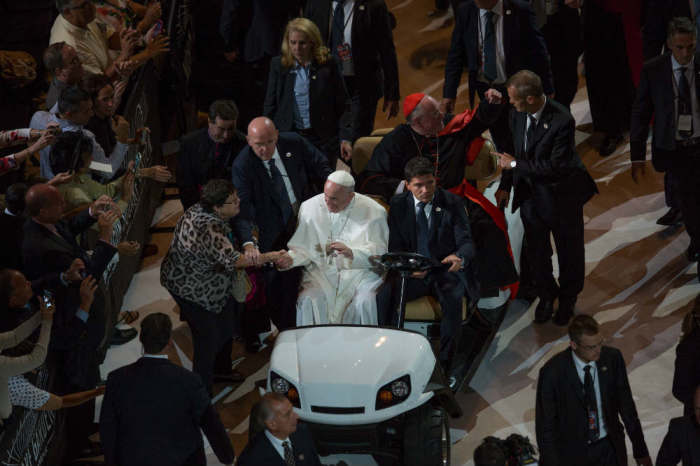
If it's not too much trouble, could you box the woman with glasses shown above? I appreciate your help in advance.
[161,179,282,394]
[264,18,352,168]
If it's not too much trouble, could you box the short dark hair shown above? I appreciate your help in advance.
[507,70,544,99]
[43,42,66,73]
[404,156,435,182]
[81,73,112,98]
[139,313,172,354]
[568,314,599,344]
[58,86,91,115]
[5,183,28,215]
[473,438,507,466]
[200,179,235,212]
[208,100,239,122]
[56,0,75,13]
[668,17,696,39]
[50,131,93,174]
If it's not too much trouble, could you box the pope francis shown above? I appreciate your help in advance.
[276,171,389,325]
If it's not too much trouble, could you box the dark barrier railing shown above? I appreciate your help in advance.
[0,0,194,462]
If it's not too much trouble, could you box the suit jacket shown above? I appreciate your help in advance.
[232,132,331,252]
[535,347,649,466]
[387,189,478,301]
[304,0,400,100]
[656,416,700,466]
[443,0,553,104]
[0,211,25,270]
[100,357,234,466]
[219,0,302,62]
[264,56,353,142]
[630,52,700,171]
[672,331,700,418]
[177,127,247,210]
[237,424,322,466]
[498,99,597,217]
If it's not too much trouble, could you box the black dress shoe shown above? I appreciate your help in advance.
[534,298,554,323]
[553,299,575,326]
[687,246,700,262]
[599,133,623,157]
[657,208,683,226]
[109,327,138,346]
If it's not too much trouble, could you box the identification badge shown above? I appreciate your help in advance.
[679,114,693,132]
[337,43,354,75]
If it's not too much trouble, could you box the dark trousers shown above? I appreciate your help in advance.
[541,7,581,108]
[174,295,238,393]
[376,270,465,362]
[668,155,700,252]
[262,266,302,331]
[586,437,619,466]
[582,0,635,136]
[520,198,585,303]
[344,76,379,140]
[665,171,681,209]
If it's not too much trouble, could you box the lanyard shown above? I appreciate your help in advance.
[328,1,355,46]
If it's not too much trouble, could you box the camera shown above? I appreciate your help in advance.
[41,292,54,310]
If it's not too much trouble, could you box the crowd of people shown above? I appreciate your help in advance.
[1,0,700,465]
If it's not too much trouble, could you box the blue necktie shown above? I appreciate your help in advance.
[483,10,498,82]
[266,159,293,225]
[583,366,600,443]
[331,0,345,58]
[416,202,431,258]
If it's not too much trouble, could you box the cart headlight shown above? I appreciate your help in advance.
[375,375,411,410]
[269,371,301,408]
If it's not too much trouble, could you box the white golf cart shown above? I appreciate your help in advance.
[267,253,463,465]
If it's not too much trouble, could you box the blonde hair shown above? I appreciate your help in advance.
[280,18,330,68]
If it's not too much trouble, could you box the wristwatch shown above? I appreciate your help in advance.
[510,160,517,169]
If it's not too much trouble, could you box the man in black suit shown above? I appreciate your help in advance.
[232,117,331,331]
[377,157,477,383]
[304,0,400,139]
[177,100,247,211]
[100,313,235,466]
[535,315,652,466]
[656,384,700,466]
[631,17,700,264]
[441,0,553,152]
[237,392,322,466]
[494,70,597,325]
[0,183,28,270]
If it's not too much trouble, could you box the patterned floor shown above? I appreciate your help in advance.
[96,1,698,464]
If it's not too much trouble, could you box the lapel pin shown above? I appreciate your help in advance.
[543,123,549,129]
[299,454,305,460]
[435,207,442,212]
[285,152,292,158]
[601,366,607,372]
[312,75,317,80]
[359,4,365,10]
[505,9,511,14]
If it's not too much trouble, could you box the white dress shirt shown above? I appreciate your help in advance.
[671,55,700,140]
[571,351,608,440]
[265,149,298,206]
[412,194,433,225]
[478,0,507,84]
[264,429,291,460]
[524,97,547,151]
[331,0,355,47]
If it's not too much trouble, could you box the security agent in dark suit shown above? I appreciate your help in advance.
[631,17,700,264]
[376,157,477,375]
[304,0,401,139]
[264,17,353,167]
[237,392,322,466]
[100,313,235,466]
[494,70,597,325]
[232,117,331,330]
[535,315,652,466]
[656,385,700,466]
[441,0,553,152]
[177,100,247,211]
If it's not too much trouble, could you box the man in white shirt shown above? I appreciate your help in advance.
[238,392,322,466]
[276,170,389,325]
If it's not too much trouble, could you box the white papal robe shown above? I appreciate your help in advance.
[285,192,389,325]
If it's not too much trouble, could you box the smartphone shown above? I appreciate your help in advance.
[41,292,54,310]
[152,19,163,37]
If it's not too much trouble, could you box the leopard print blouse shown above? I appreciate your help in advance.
[160,203,242,313]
